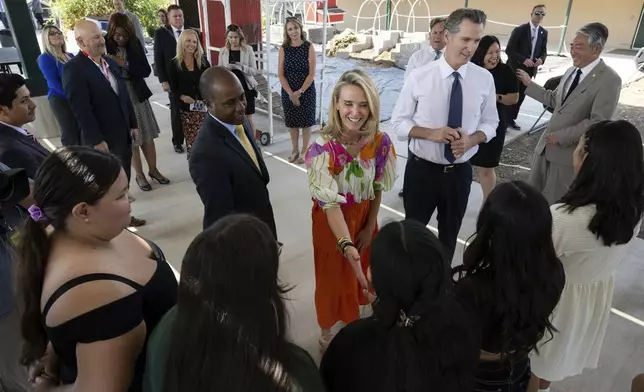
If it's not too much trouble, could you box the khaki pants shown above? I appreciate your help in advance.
[0,306,29,392]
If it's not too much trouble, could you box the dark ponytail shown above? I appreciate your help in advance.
[369,220,480,392]
[16,217,51,365]
[14,146,123,367]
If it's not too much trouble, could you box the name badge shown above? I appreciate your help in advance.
[190,100,206,112]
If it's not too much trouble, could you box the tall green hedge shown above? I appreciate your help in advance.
[56,0,170,37]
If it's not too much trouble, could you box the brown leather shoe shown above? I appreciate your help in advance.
[129,216,147,227]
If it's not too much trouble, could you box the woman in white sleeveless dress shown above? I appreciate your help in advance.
[528,120,644,392]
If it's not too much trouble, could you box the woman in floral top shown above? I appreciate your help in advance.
[305,69,397,350]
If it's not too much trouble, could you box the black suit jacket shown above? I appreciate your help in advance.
[168,58,211,111]
[62,54,136,156]
[506,23,548,76]
[105,38,153,103]
[188,114,277,237]
[0,123,50,179]
[154,26,200,84]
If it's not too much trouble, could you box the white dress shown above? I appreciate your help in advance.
[529,204,639,381]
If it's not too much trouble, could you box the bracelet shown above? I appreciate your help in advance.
[337,236,356,255]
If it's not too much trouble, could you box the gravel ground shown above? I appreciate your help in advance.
[484,76,644,238]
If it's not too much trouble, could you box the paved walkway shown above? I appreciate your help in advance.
[36,46,644,391]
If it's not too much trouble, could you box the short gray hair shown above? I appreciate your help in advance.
[576,22,609,51]
[430,17,446,30]
[444,8,487,34]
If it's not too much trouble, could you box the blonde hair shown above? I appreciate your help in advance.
[175,29,206,69]
[282,17,307,48]
[225,24,247,50]
[41,26,69,63]
[322,69,380,141]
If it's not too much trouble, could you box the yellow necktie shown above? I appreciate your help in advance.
[235,125,260,169]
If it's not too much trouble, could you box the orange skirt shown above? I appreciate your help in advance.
[312,200,376,330]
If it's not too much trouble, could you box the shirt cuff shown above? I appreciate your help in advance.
[478,124,496,144]
[394,119,416,142]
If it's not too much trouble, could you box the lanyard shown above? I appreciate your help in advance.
[82,51,110,82]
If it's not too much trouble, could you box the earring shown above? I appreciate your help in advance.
[84,218,90,223]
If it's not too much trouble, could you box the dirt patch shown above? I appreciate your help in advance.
[482,76,644,238]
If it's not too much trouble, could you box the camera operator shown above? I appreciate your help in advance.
[0,73,50,391]
[0,163,32,392]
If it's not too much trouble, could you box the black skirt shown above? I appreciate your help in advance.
[473,356,530,392]
[470,124,507,168]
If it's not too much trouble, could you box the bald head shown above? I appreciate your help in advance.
[74,20,106,57]
[200,66,247,125]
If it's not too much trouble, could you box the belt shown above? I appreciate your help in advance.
[410,152,467,173]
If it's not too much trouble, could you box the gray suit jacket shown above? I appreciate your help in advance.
[526,59,621,166]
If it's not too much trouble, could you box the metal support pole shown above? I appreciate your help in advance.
[319,0,327,124]
[385,0,392,30]
[557,0,574,54]
[464,0,469,7]
[265,0,274,142]
[3,0,46,95]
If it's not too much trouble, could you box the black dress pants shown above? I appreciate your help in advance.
[169,92,184,147]
[508,65,536,122]
[403,152,472,262]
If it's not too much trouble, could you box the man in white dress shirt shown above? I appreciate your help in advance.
[517,22,620,205]
[404,17,446,79]
[399,17,446,198]
[390,8,499,261]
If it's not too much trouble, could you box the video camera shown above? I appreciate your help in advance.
[0,168,29,210]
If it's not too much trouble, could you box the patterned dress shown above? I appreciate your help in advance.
[305,131,397,330]
[116,47,160,148]
[281,41,316,128]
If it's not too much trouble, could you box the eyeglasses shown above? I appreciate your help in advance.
[534,11,546,16]
[48,31,63,37]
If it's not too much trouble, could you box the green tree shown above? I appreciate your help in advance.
[56,0,169,37]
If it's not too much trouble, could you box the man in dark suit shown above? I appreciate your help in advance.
[505,4,548,130]
[189,67,277,238]
[0,74,49,178]
[154,4,199,154]
[0,73,44,392]
[63,20,145,227]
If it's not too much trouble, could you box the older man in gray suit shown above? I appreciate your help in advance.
[517,22,621,204]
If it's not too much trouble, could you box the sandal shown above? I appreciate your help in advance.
[288,151,300,163]
[148,171,170,185]
[136,176,152,192]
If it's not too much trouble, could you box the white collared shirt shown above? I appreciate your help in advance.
[390,57,499,165]
[172,26,184,40]
[530,22,540,59]
[0,121,28,136]
[89,56,118,93]
[563,57,601,96]
[405,45,444,79]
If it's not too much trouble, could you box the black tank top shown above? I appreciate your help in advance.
[42,237,178,391]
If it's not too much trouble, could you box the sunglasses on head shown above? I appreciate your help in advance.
[534,11,546,16]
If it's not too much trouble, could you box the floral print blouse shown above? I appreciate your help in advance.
[305,132,397,209]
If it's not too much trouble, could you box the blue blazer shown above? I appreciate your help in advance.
[37,52,74,99]
[62,54,136,156]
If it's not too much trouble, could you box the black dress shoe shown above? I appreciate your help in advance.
[509,121,521,130]
[174,145,184,153]
[398,189,404,197]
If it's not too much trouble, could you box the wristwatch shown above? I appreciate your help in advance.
[497,94,502,102]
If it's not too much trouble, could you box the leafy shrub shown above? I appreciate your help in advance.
[56,0,169,37]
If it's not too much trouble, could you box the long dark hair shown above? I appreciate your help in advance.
[471,35,502,67]
[106,12,140,52]
[453,181,565,360]
[16,147,123,366]
[559,120,644,245]
[369,220,480,392]
[163,214,294,392]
